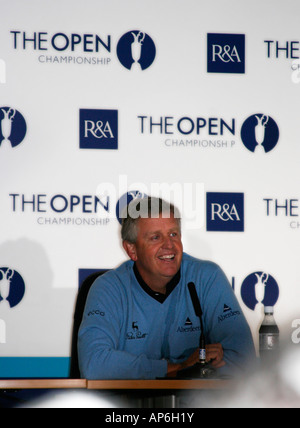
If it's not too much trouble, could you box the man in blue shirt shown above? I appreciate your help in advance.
[78,196,255,379]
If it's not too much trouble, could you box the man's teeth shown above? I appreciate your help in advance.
[159,255,175,260]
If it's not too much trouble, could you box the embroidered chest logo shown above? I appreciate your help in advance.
[218,304,241,323]
[126,321,148,340]
[177,317,201,333]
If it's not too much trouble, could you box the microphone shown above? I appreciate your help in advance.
[176,282,216,379]
[188,282,206,365]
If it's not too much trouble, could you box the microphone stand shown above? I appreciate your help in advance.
[176,283,216,379]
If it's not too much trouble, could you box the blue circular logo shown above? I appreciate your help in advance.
[0,107,27,148]
[0,268,25,308]
[117,31,156,71]
[241,272,279,311]
[240,114,279,153]
[116,191,147,224]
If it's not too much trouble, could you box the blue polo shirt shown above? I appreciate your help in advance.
[78,253,255,379]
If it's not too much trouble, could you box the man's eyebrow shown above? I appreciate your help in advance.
[144,230,161,237]
[144,227,180,237]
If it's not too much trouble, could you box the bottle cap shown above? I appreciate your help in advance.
[264,306,274,313]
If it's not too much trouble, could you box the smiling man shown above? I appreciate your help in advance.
[122,213,183,295]
[78,196,255,380]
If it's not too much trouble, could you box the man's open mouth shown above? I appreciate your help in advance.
[158,254,175,261]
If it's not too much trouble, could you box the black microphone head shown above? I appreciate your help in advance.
[188,282,202,317]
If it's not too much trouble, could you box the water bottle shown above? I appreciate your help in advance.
[259,306,279,361]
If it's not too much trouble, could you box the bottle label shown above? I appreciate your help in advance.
[259,333,279,351]
[199,348,206,361]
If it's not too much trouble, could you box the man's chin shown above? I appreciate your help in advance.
[158,265,180,278]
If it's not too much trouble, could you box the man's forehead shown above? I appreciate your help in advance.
[137,215,180,232]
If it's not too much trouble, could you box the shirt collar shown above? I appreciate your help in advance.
[133,262,181,303]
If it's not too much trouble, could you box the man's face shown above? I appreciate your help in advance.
[124,214,183,292]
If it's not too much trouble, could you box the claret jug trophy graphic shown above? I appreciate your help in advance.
[0,108,16,148]
[0,269,14,309]
[254,115,269,153]
[116,30,156,71]
[130,31,145,71]
[240,113,279,154]
[254,272,269,313]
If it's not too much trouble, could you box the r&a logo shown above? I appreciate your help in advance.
[79,109,118,150]
[207,33,245,74]
[206,192,244,231]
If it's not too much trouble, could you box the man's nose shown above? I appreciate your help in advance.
[162,236,173,249]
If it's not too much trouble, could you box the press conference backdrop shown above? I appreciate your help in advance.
[0,0,300,377]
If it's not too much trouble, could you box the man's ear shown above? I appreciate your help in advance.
[122,240,138,261]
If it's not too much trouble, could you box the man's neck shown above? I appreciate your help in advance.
[133,263,181,302]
